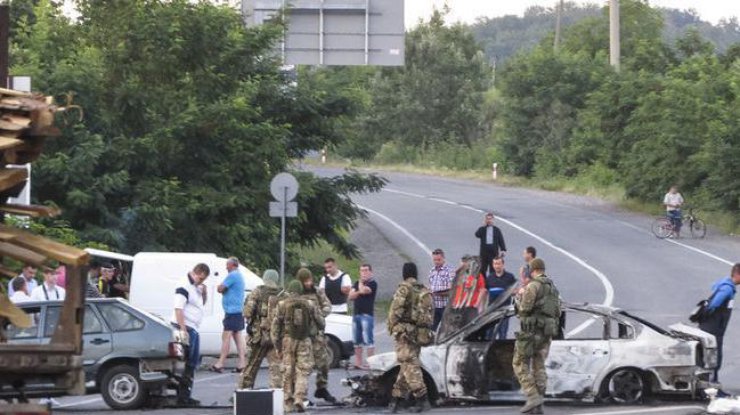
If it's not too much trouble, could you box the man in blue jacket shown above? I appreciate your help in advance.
[699,263,740,383]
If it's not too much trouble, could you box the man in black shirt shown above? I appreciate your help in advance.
[348,264,377,369]
[475,212,507,276]
[486,257,516,340]
[99,263,129,299]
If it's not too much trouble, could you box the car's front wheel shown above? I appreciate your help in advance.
[606,368,646,404]
[100,364,148,410]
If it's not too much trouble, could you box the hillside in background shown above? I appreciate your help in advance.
[471,1,740,63]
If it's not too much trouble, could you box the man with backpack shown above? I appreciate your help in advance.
[272,279,324,413]
[238,269,282,390]
[513,258,561,414]
[296,268,337,404]
[388,263,433,413]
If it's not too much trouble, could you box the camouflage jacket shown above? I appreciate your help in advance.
[300,286,330,334]
[243,285,281,343]
[387,278,432,339]
[271,295,324,346]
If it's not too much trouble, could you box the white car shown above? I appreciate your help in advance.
[87,249,354,367]
[345,291,717,407]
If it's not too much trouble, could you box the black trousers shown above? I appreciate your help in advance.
[480,253,496,276]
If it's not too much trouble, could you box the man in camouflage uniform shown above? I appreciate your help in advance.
[388,262,433,413]
[513,258,561,414]
[296,268,338,404]
[238,269,282,390]
[272,279,324,413]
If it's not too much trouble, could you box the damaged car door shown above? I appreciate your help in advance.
[547,309,611,399]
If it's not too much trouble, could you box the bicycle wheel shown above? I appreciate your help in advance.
[651,217,673,239]
[690,219,707,239]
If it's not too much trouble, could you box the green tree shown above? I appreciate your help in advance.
[12,0,384,266]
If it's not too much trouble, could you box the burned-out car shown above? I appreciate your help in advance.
[345,291,717,407]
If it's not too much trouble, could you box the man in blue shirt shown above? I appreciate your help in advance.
[211,257,246,372]
[699,263,740,383]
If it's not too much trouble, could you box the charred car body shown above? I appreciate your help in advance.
[346,287,717,407]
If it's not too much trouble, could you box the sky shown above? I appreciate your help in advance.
[405,1,740,28]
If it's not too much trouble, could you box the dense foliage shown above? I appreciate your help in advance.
[471,1,740,64]
[9,0,385,266]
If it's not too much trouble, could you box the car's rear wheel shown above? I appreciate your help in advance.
[100,364,148,410]
[606,368,645,404]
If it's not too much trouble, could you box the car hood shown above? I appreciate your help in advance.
[668,323,717,349]
[367,351,398,372]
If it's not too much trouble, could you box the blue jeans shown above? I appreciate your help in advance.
[667,210,682,233]
[353,314,374,347]
[172,323,200,368]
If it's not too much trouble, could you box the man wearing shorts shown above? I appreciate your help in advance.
[211,257,246,372]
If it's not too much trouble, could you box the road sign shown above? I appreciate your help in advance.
[270,172,299,202]
[269,201,297,218]
[269,172,300,287]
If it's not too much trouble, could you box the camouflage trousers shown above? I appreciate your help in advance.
[311,333,330,390]
[282,337,314,411]
[392,339,427,399]
[512,332,551,399]
[237,341,282,389]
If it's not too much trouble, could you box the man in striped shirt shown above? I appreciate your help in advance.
[428,249,454,332]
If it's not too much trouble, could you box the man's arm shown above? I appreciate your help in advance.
[243,288,258,320]
[387,285,408,331]
[497,227,507,253]
[348,282,359,301]
[518,282,539,315]
[317,289,332,317]
[475,226,484,238]
[340,274,352,295]
[217,274,234,294]
[707,285,733,311]
[270,302,284,355]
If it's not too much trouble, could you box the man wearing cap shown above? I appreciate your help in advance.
[297,268,337,404]
[238,269,283,389]
[30,268,66,301]
[513,258,561,414]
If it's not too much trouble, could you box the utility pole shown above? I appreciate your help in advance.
[554,0,564,52]
[609,0,620,71]
[0,3,9,88]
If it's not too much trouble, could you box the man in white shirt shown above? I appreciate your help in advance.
[319,258,352,314]
[9,277,32,304]
[7,264,38,297]
[30,268,66,301]
[171,263,210,407]
[663,185,684,238]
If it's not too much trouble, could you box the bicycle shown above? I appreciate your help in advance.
[651,207,706,239]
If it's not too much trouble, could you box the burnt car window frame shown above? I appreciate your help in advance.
[562,309,609,341]
[607,316,636,340]
[97,302,145,332]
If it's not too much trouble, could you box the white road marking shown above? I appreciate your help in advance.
[664,239,734,266]
[55,372,232,408]
[383,188,615,310]
[358,204,431,255]
[616,219,734,266]
[574,405,705,415]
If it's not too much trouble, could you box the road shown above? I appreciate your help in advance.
[54,169,736,414]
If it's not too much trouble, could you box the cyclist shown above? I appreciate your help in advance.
[663,185,684,238]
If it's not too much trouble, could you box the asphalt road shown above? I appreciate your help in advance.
[53,168,737,414]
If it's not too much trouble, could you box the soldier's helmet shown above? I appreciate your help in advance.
[262,269,279,287]
[286,280,304,295]
[529,258,546,271]
[295,267,313,283]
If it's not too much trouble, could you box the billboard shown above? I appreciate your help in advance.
[243,0,405,66]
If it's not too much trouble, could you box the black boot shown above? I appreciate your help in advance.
[389,397,401,413]
[410,394,431,413]
[176,365,200,407]
[314,387,337,404]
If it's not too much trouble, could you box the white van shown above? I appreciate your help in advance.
[85,249,354,367]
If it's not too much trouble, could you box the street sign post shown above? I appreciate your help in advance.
[269,172,299,287]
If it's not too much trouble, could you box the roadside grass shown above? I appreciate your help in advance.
[304,157,740,236]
